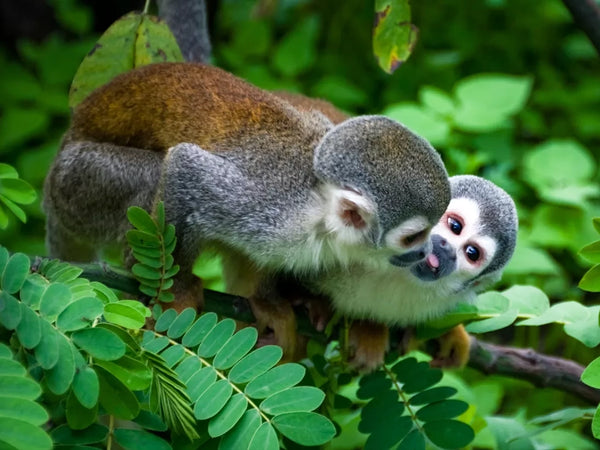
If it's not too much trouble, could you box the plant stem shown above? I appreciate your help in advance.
[143,0,151,14]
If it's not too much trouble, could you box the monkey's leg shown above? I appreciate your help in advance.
[221,251,299,360]
[348,320,389,372]
[429,325,471,368]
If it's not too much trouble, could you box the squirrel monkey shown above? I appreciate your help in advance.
[301,175,518,370]
[43,62,451,356]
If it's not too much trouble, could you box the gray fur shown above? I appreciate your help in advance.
[314,116,450,244]
[450,175,518,279]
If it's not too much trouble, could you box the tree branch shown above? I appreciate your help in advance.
[468,336,600,404]
[562,0,600,56]
[76,261,600,404]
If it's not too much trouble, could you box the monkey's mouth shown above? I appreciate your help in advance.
[425,253,440,273]
[411,252,446,281]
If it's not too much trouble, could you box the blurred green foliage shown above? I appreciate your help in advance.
[0,0,599,446]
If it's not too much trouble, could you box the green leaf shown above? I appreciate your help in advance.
[72,327,126,361]
[523,139,595,191]
[0,177,37,204]
[39,282,73,321]
[194,379,233,420]
[0,343,12,358]
[132,263,162,280]
[373,0,417,74]
[244,363,305,399]
[579,264,600,292]
[95,356,152,391]
[133,409,168,432]
[419,86,455,116]
[0,292,21,330]
[69,12,183,108]
[51,423,108,445]
[0,194,27,223]
[103,302,146,329]
[66,390,98,430]
[260,386,325,415]
[208,393,248,437]
[127,206,158,234]
[96,366,140,420]
[113,428,171,450]
[593,405,600,439]
[90,281,119,303]
[501,285,550,316]
[0,164,19,178]
[160,344,185,367]
[409,387,457,405]
[249,422,278,450]
[35,321,60,369]
[57,297,104,331]
[187,366,217,403]
[397,429,426,450]
[357,370,392,399]
[359,393,405,434]
[0,375,41,400]
[167,307,197,338]
[45,334,76,395]
[272,411,336,446]
[213,327,257,370]
[364,415,412,450]
[466,309,519,333]
[395,360,442,393]
[416,399,469,421]
[582,357,600,389]
[580,241,600,264]
[126,230,162,249]
[228,345,283,384]
[0,358,26,376]
[0,417,52,450]
[219,409,262,450]
[0,397,48,426]
[454,73,532,117]
[182,312,218,347]
[1,252,30,294]
[143,336,170,353]
[16,303,41,348]
[72,366,99,408]
[423,419,474,448]
[382,103,450,146]
[197,318,236,358]
[154,308,178,332]
[174,356,202,383]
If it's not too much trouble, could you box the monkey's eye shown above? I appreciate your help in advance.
[465,245,480,262]
[447,217,462,235]
[402,229,427,246]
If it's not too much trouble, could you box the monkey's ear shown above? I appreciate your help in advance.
[321,185,380,245]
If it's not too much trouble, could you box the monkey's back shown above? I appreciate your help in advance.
[68,63,319,154]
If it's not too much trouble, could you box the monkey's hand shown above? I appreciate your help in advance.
[249,295,299,361]
[429,325,471,368]
[348,320,389,372]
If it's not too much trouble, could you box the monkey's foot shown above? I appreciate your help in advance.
[429,325,471,368]
[348,320,389,372]
[249,296,299,361]
[291,295,333,333]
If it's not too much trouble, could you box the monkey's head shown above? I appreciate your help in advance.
[411,175,518,291]
[312,116,451,263]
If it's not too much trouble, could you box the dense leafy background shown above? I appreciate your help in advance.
[1,0,599,448]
